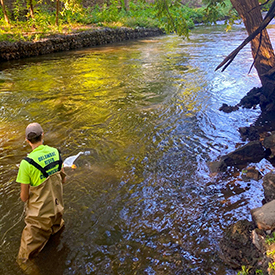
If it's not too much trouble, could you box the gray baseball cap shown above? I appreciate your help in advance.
[25,122,43,140]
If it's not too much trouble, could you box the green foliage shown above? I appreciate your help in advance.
[237,265,250,275]
[96,0,122,22]
[259,0,273,11]
[203,0,233,23]
[266,232,275,245]
[60,0,83,23]
[31,8,55,27]
[154,0,232,36]
[256,270,264,275]
[122,1,159,28]
[0,8,4,24]
[0,23,29,42]
[203,0,226,6]
[267,250,275,257]
[154,0,190,36]
[79,1,160,28]
[0,0,234,42]
[123,16,159,29]
[13,0,26,21]
[269,261,275,271]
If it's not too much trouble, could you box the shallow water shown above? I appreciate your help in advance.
[0,23,275,274]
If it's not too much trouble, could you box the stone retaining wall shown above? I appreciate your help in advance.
[0,27,164,62]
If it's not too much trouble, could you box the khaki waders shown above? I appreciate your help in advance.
[18,156,65,261]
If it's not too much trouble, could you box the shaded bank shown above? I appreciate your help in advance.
[0,27,164,62]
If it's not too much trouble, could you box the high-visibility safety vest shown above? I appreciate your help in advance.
[24,150,63,181]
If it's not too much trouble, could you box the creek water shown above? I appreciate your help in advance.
[1,23,275,275]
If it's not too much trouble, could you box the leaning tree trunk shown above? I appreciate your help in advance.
[0,0,10,24]
[230,0,275,110]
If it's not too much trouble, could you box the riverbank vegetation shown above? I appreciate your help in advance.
[0,0,232,42]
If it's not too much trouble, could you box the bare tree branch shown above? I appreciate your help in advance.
[215,0,275,72]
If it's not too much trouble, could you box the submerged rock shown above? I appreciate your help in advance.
[219,103,239,113]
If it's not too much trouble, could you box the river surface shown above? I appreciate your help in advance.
[1,23,275,275]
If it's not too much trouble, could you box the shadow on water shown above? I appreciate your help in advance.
[1,23,275,274]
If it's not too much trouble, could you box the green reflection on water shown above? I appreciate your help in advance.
[0,37,203,168]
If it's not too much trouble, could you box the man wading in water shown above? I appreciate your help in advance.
[16,122,66,264]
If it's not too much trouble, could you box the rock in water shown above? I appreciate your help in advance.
[219,220,259,269]
[251,200,275,231]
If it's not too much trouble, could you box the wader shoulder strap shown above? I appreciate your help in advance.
[24,157,48,178]
[24,150,63,178]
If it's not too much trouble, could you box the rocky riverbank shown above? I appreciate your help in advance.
[212,90,275,274]
[212,131,275,274]
[0,27,164,62]
[220,171,275,275]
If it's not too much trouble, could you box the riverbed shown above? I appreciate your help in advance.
[0,23,274,274]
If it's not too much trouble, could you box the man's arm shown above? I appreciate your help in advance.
[20,184,29,202]
[17,160,31,201]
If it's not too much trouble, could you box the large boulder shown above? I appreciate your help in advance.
[251,200,275,231]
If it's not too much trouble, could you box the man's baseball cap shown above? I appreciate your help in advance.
[25,123,43,140]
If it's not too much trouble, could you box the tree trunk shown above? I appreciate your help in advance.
[230,0,275,84]
[124,0,129,11]
[0,0,10,24]
[29,0,35,19]
[230,0,275,110]
[56,0,59,26]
